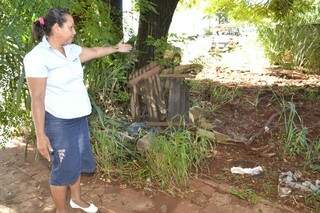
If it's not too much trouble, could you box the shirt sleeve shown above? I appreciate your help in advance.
[23,53,48,78]
[70,44,82,57]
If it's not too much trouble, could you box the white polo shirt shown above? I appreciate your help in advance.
[23,37,91,119]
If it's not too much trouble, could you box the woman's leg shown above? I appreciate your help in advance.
[69,176,90,207]
[68,117,97,210]
[50,185,68,213]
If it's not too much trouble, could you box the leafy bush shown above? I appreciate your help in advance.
[0,0,135,142]
[258,22,320,72]
[257,1,320,72]
[0,1,72,142]
[206,0,320,72]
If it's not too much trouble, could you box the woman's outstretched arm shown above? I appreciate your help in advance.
[80,40,132,63]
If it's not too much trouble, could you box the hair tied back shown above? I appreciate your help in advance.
[38,17,45,26]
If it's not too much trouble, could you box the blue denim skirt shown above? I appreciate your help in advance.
[45,112,96,186]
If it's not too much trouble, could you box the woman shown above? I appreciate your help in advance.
[24,8,132,213]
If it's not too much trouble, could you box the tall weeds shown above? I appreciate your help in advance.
[258,1,320,72]
[275,94,320,170]
[281,101,308,156]
[0,0,134,142]
[146,130,213,188]
[90,116,213,189]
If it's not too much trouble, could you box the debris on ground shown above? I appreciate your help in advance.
[230,166,263,176]
[278,186,292,198]
[127,122,146,136]
[137,133,154,152]
[278,171,320,197]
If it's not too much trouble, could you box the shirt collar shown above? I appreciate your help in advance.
[41,36,72,60]
[41,36,52,49]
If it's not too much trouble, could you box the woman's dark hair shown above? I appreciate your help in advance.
[32,8,70,42]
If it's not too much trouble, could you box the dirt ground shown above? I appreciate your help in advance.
[192,79,320,212]
[190,38,320,212]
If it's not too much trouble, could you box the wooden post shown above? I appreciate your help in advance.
[167,79,189,122]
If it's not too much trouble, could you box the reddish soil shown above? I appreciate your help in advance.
[192,68,320,212]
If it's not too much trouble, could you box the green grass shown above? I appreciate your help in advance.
[146,131,192,187]
[188,80,208,95]
[91,126,137,175]
[272,92,309,157]
[90,116,214,190]
[258,18,320,73]
[303,89,320,101]
[271,92,320,172]
[146,129,213,188]
[280,100,317,164]
[209,85,242,106]
[305,139,320,171]
[229,187,260,205]
[189,81,242,111]
[305,192,320,212]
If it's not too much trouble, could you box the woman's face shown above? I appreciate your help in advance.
[56,14,76,45]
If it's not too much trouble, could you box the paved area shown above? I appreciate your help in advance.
[0,140,300,213]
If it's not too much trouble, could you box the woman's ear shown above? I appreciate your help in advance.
[51,23,60,35]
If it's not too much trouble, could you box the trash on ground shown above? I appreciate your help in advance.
[230,166,263,175]
[126,122,146,136]
[278,171,320,197]
[278,186,292,198]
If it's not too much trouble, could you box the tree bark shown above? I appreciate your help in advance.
[136,0,179,68]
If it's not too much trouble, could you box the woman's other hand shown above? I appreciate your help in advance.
[37,134,53,162]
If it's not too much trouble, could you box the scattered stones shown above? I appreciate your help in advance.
[137,133,154,152]
[189,106,204,123]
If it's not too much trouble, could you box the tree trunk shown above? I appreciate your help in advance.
[136,0,179,68]
[105,0,123,38]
